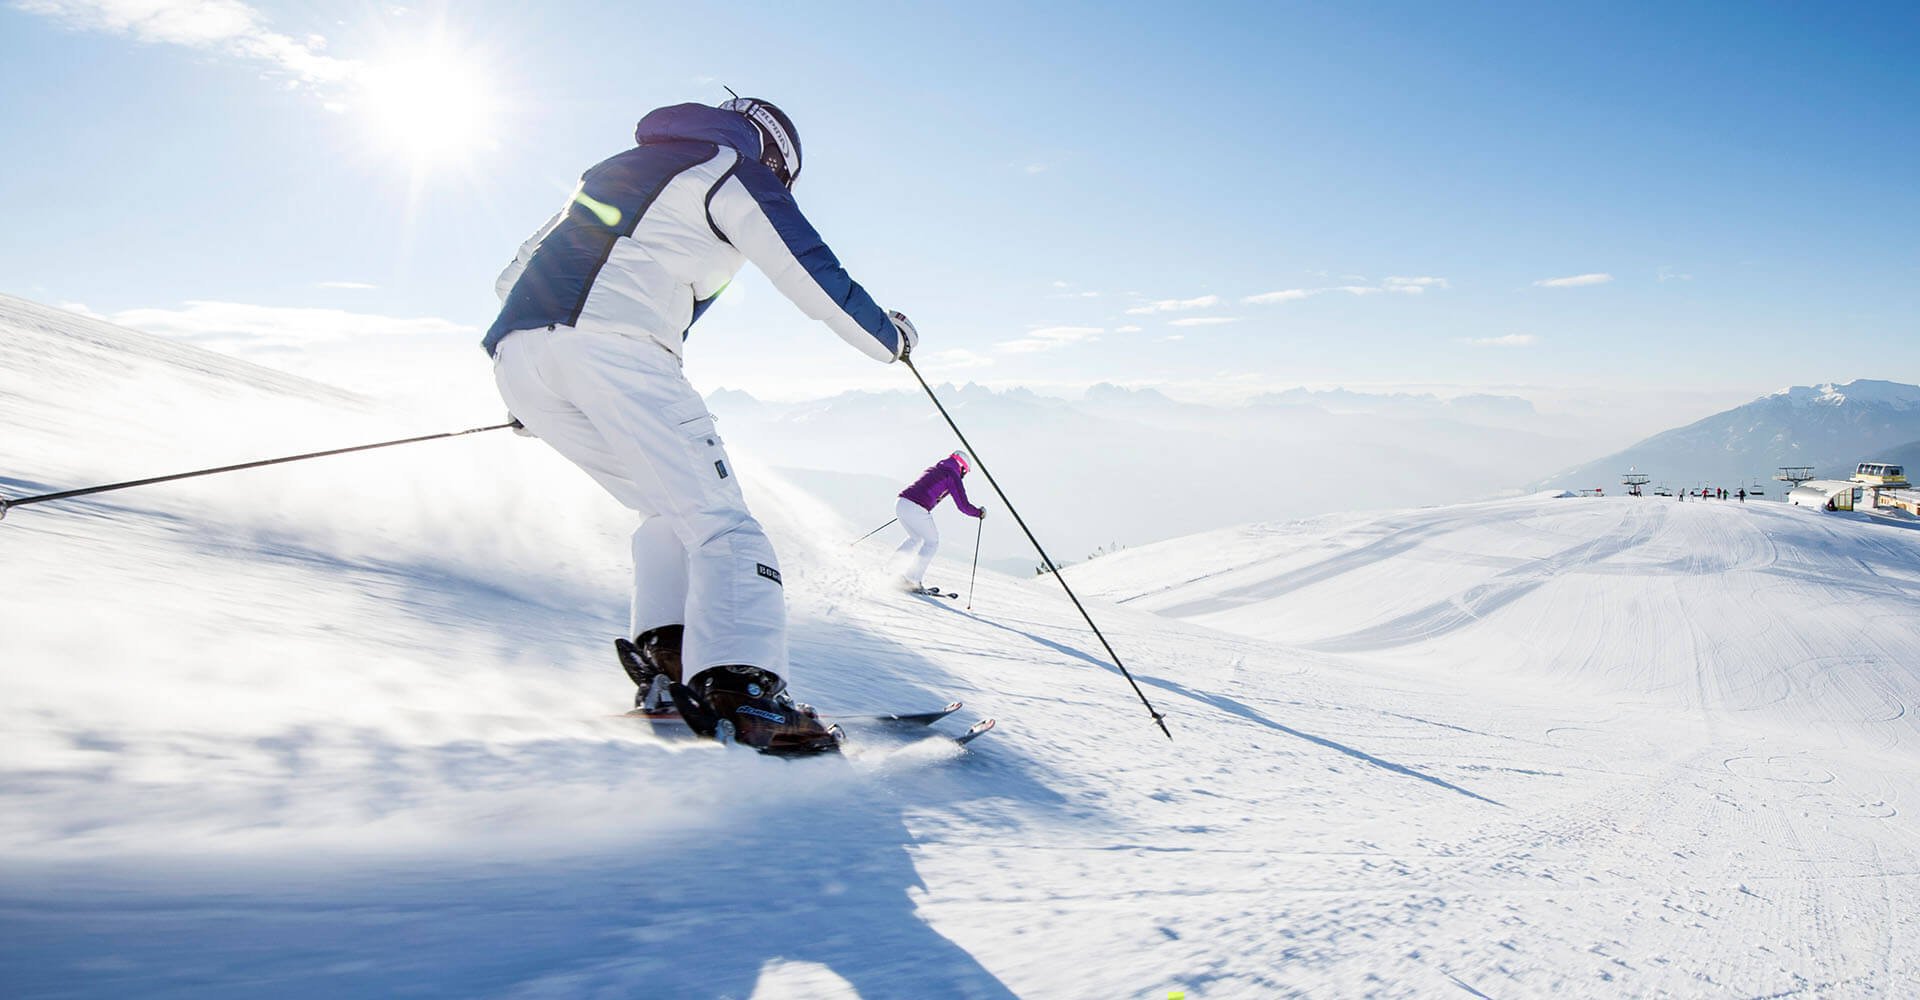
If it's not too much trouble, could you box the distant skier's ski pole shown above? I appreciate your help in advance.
[850,517,899,545]
[902,356,1171,740]
[966,516,983,610]
[0,422,515,521]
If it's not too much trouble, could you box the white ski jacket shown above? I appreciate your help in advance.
[484,103,900,364]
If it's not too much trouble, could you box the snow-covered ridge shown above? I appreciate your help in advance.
[1764,378,1920,409]
[0,292,364,405]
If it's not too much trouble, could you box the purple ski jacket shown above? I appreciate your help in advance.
[899,457,984,517]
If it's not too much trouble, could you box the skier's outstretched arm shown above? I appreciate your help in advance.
[706,162,902,362]
[495,209,565,302]
[949,470,984,518]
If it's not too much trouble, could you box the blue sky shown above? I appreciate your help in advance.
[2,0,1916,414]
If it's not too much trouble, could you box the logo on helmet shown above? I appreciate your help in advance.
[719,97,800,188]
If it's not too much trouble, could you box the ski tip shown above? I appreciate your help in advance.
[955,717,996,745]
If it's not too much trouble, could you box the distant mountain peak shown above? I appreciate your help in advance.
[1763,379,1920,410]
[1084,382,1173,404]
[1544,376,1920,490]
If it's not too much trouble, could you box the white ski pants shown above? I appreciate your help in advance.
[493,326,787,677]
[893,496,939,585]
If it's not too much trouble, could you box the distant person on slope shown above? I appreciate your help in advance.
[484,98,920,754]
[892,451,986,593]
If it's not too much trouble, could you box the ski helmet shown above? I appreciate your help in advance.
[719,97,801,189]
[951,451,970,475]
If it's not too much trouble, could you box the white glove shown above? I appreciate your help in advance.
[889,310,919,361]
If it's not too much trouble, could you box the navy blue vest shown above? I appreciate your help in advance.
[484,141,719,356]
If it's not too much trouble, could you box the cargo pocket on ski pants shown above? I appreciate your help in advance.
[662,396,736,505]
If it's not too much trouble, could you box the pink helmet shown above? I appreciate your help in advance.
[950,450,970,475]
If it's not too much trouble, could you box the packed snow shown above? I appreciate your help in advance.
[6,296,1920,997]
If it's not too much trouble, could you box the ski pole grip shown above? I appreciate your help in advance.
[0,496,10,521]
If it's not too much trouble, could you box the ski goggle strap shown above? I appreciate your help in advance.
[951,451,969,475]
[719,98,800,188]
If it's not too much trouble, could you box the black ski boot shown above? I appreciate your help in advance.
[615,625,684,714]
[671,665,842,756]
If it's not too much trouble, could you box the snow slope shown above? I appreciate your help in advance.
[1073,494,1920,751]
[7,297,1920,997]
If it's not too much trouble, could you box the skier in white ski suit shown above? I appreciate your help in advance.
[485,99,917,750]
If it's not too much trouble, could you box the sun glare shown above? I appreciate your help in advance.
[355,44,499,170]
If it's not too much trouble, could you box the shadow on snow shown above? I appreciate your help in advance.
[1,500,1062,998]
[926,601,1506,809]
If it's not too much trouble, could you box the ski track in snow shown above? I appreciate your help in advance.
[5,294,1920,997]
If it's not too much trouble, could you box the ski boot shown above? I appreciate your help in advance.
[670,665,843,756]
[615,625,684,715]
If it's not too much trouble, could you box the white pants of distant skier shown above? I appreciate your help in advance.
[492,325,787,678]
[893,496,939,586]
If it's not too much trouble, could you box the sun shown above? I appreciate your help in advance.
[353,42,500,170]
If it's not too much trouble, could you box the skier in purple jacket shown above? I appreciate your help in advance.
[893,451,986,591]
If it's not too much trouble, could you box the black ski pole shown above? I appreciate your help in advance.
[966,515,983,610]
[850,517,899,546]
[0,422,515,521]
[902,356,1171,740]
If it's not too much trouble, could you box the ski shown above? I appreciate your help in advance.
[869,717,995,752]
[853,700,965,726]
[909,586,959,599]
[955,717,996,745]
[624,700,964,738]
[864,716,994,751]
[621,702,991,754]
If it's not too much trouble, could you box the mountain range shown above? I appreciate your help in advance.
[1540,379,1920,493]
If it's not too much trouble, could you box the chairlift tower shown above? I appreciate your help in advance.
[1775,466,1815,487]
[1623,472,1650,497]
